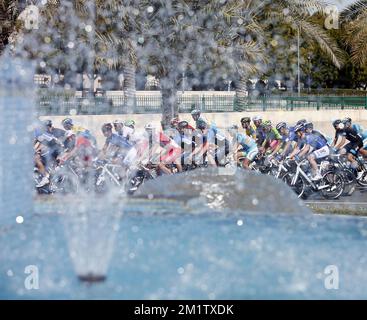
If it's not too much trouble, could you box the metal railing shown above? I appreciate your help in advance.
[36,91,367,115]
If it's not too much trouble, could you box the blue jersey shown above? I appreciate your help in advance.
[281,127,297,143]
[106,133,132,149]
[352,123,363,134]
[305,133,327,150]
[234,133,257,152]
[207,126,226,145]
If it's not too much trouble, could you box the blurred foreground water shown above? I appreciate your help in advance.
[1,170,367,299]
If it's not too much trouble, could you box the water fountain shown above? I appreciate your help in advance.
[0,52,35,226]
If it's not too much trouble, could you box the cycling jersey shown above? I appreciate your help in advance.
[106,133,133,149]
[312,130,328,145]
[244,125,257,139]
[207,126,226,145]
[306,133,327,150]
[336,127,363,144]
[234,133,257,151]
[281,127,297,143]
[255,125,266,145]
[262,127,282,149]
[352,123,363,134]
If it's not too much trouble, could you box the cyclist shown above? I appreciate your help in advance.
[123,119,138,143]
[240,117,257,140]
[99,123,133,163]
[58,130,96,168]
[37,120,65,167]
[173,120,197,165]
[195,118,229,166]
[143,123,183,174]
[113,120,124,136]
[252,115,266,146]
[191,109,213,129]
[333,119,366,166]
[260,120,282,158]
[62,118,96,147]
[228,125,258,169]
[276,122,298,159]
[343,117,364,135]
[304,122,332,146]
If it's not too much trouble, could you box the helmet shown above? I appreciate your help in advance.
[332,119,342,128]
[305,122,314,130]
[43,119,53,127]
[62,118,73,127]
[178,121,189,129]
[276,122,287,131]
[296,119,307,126]
[124,120,135,128]
[228,124,239,135]
[197,118,208,130]
[263,120,272,127]
[294,123,305,133]
[101,123,113,132]
[240,117,251,124]
[342,117,352,126]
[191,109,201,116]
[252,115,262,122]
[113,119,123,125]
[144,123,155,131]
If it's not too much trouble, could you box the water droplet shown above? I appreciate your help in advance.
[7,270,14,277]
[85,25,93,33]
[16,216,24,224]
[177,267,184,275]
[237,219,243,226]
[252,198,259,206]
[147,6,154,13]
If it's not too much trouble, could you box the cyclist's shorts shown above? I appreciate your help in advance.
[269,140,280,151]
[238,146,258,161]
[344,141,363,155]
[311,145,330,159]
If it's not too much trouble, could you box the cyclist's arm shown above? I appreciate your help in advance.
[298,144,311,158]
[288,146,300,159]
[280,140,292,157]
[334,135,346,150]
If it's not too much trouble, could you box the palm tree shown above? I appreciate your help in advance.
[341,0,367,66]
[0,0,19,55]
[232,0,345,103]
[137,0,267,126]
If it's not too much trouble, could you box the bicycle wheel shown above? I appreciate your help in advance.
[51,170,79,195]
[357,170,367,188]
[340,168,356,196]
[320,170,344,200]
[282,173,308,199]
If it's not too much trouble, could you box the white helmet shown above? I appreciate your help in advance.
[144,123,155,130]
[252,115,262,122]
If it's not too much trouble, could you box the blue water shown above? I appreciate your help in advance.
[1,210,367,299]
